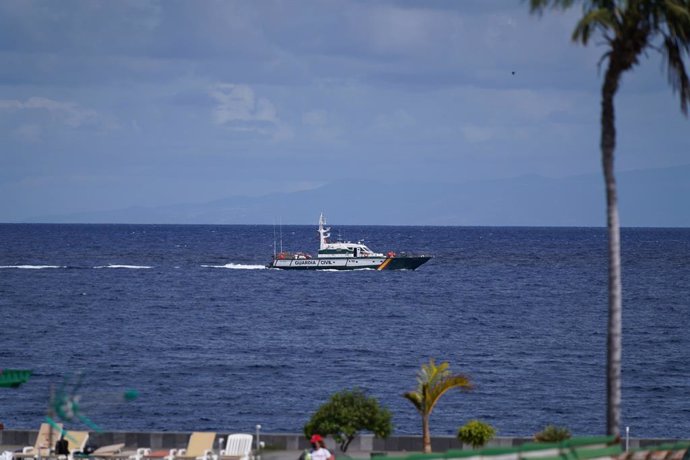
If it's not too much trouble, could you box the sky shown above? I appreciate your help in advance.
[1,0,689,223]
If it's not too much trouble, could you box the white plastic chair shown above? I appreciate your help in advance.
[220,434,253,460]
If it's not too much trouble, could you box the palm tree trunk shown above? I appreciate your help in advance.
[601,60,623,438]
[422,413,431,453]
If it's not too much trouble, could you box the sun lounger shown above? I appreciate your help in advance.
[218,434,252,460]
[57,431,90,460]
[134,432,216,460]
[166,432,216,460]
[92,445,126,456]
[14,423,64,459]
[88,444,130,459]
[131,451,168,460]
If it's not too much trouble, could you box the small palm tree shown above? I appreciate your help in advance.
[530,0,690,437]
[403,358,472,453]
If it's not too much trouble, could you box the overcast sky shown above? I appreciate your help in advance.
[1,0,688,222]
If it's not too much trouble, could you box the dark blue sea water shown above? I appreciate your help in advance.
[1,224,689,439]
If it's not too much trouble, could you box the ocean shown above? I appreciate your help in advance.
[0,224,688,438]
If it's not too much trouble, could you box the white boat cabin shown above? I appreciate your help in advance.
[317,213,384,259]
[317,242,384,258]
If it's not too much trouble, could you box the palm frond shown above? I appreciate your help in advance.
[426,375,472,411]
[416,358,449,389]
[403,391,423,412]
[664,0,690,25]
[662,0,690,41]
[428,375,472,397]
[529,0,578,15]
[404,358,473,414]
[573,7,619,44]
[662,35,690,114]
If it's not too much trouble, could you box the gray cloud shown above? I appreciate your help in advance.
[0,0,598,91]
[0,0,687,222]
[0,97,100,127]
[210,83,292,141]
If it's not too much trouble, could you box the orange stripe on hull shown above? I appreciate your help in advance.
[377,258,393,271]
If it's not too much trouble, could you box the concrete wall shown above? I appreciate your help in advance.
[0,430,685,453]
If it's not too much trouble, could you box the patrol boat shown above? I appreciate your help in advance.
[268,213,431,270]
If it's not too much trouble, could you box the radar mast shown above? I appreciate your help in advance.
[318,212,331,250]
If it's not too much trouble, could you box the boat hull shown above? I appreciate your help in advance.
[268,256,431,270]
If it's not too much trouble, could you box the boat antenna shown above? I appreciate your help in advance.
[279,217,283,254]
[273,219,277,259]
[318,212,331,250]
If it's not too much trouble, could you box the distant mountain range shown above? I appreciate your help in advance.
[26,164,690,227]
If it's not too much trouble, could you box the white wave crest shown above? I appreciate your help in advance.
[0,265,64,269]
[202,263,267,270]
[94,264,152,269]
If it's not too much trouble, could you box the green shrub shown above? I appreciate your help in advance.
[534,425,571,442]
[304,388,392,452]
[457,420,496,449]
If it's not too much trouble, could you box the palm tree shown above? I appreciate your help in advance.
[403,358,472,453]
[529,0,690,437]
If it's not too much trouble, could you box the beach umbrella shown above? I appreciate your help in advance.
[0,369,32,388]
